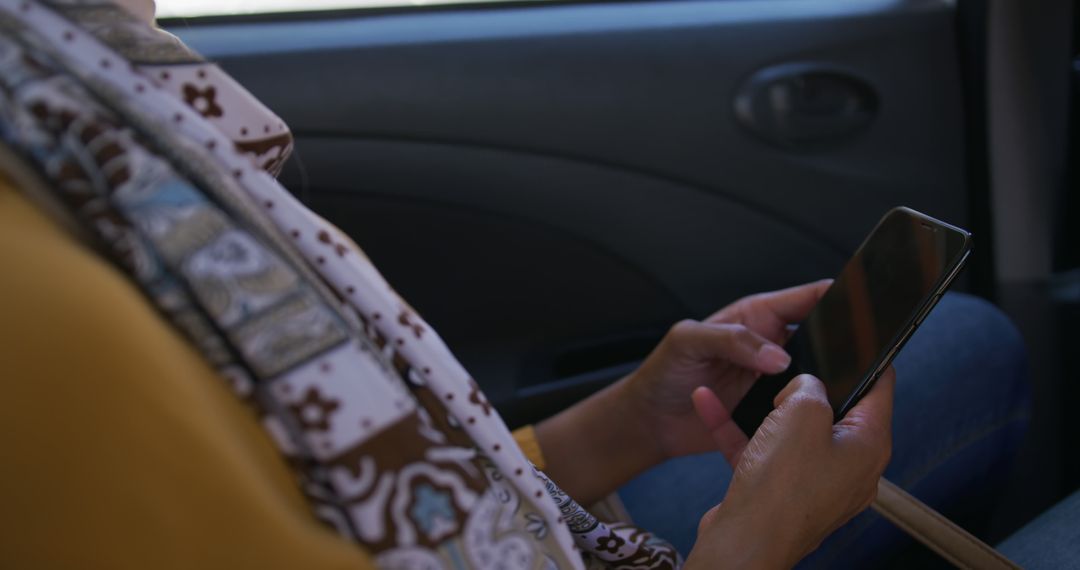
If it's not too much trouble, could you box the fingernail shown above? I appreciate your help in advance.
[757,344,791,373]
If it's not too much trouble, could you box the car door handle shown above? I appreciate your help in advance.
[734,62,878,149]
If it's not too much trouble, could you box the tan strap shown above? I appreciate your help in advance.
[871,477,1020,569]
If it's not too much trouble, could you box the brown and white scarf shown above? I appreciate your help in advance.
[0,2,680,568]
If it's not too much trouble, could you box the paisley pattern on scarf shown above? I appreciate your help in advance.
[0,2,681,568]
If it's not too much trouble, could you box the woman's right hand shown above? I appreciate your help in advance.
[684,370,895,569]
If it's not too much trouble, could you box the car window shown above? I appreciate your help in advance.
[156,0,545,18]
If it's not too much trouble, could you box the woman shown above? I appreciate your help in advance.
[0,1,1035,567]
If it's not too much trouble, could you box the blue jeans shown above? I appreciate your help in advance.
[998,488,1080,568]
[618,293,1031,567]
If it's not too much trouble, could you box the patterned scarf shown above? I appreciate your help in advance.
[0,2,680,568]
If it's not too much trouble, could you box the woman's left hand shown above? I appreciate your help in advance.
[620,279,832,464]
[535,279,830,504]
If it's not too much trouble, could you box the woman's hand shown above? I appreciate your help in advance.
[621,279,832,463]
[685,371,895,569]
[534,280,830,505]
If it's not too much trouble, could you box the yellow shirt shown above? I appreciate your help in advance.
[0,177,543,569]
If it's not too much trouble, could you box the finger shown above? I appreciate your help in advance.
[692,386,750,464]
[754,279,833,323]
[670,320,791,374]
[837,366,896,436]
[834,368,895,476]
[692,386,727,432]
[697,504,723,538]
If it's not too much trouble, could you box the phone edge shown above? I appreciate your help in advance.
[833,232,974,420]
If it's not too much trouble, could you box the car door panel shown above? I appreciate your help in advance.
[171,0,969,423]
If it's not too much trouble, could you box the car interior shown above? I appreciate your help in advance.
[160,0,1078,565]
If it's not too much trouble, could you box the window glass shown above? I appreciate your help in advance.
[156,0,536,18]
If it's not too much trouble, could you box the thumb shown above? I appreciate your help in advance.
[773,373,831,411]
[735,374,832,476]
[760,374,834,442]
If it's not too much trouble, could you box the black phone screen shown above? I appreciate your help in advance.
[731,208,970,436]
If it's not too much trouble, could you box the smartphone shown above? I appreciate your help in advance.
[731,207,972,437]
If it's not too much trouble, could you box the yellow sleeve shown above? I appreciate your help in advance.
[0,179,373,569]
[512,425,546,469]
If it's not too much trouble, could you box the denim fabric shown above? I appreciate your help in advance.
[618,293,1031,566]
[997,489,1080,568]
